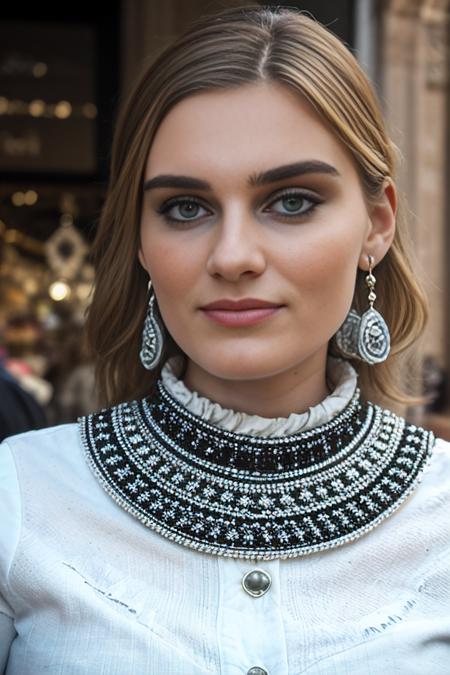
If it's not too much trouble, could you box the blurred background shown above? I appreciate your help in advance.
[0,0,449,439]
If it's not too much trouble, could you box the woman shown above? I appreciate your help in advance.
[1,5,449,673]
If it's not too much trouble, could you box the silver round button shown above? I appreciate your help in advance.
[241,569,272,597]
[247,668,268,675]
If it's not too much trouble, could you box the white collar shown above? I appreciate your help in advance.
[160,356,358,438]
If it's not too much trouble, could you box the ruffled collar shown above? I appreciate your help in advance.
[160,355,358,437]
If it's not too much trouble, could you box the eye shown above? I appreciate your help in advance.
[157,197,210,223]
[264,190,321,219]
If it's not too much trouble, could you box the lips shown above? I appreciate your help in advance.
[201,298,283,311]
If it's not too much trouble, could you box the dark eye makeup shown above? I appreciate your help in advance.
[154,188,324,225]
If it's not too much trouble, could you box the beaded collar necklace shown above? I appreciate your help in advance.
[78,379,435,561]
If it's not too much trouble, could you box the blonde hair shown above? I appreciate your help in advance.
[84,3,428,409]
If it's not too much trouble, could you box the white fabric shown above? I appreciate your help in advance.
[160,355,358,436]
[0,360,449,674]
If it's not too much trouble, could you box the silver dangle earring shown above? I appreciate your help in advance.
[139,279,164,370]
[335,255,390,365]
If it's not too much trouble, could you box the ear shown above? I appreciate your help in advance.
[138,246,148,272]
[359,178,397,270]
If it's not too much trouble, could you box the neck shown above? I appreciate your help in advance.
[182,350,331,418]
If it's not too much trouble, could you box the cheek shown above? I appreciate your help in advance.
[283,228,361,316]
[139,229,200,308]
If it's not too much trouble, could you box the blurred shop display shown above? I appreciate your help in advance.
[0,187,102,424]
[423,355,448,414]
[0,5,119,426]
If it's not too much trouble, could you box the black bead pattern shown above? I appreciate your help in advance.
[78,381,435,561]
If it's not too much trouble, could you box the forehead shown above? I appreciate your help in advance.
[145,81,355,179]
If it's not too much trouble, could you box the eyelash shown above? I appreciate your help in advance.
[155,189,322,225]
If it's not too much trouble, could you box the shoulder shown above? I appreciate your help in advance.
[0,398,128,465]
[397,432,450,527]
[394,406,450,493]
[0,404,128,486]
[1,421,80,457]
[402,434,450,559]
[431,434,450,457]
[0,423,85,497]
[425,435,450,487]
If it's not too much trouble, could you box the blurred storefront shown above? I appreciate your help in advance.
[0,0,449,435]
[378,0,450,435]
[0,5,119,428]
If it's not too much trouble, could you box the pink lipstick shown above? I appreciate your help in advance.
[200,298,284,327]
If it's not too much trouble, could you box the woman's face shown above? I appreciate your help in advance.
[139,82,395,391]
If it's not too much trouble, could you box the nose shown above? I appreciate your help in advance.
[206,207,267,282]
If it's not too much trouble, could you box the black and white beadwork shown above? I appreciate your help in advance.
[78,381,435,561]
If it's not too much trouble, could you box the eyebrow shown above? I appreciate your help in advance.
[142,160,340,192]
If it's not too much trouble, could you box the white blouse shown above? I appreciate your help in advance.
[0,357,449,674]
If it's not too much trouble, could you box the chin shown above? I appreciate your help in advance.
[196,353,297,382]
